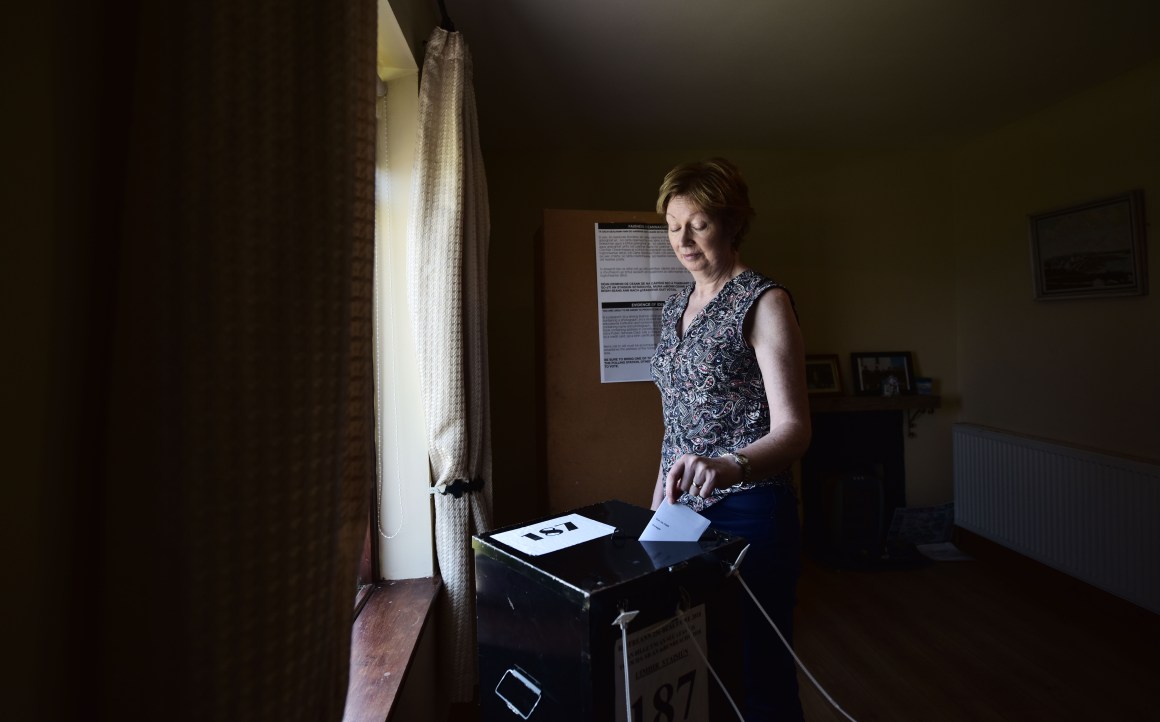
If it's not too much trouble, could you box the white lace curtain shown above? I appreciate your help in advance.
[406,27,493,703]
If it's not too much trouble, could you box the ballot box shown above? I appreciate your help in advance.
[473,499,747,722]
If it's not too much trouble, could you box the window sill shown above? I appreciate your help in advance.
[344,576,442,722]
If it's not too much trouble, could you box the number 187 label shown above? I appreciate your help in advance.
[612,606,708,722]
[489,513,616,556]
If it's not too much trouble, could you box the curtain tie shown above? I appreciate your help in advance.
[431,477,485,498]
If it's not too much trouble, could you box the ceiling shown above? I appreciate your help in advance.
[447,0,1160,152]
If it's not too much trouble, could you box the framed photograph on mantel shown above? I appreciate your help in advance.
[804,354,842,395]
[1029,190,1148,300]
[851,352,914,396]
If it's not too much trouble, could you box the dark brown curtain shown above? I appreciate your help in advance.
[43,1,376,720]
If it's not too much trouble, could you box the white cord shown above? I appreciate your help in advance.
[614,546,858,722]
[674,608,746,722]
[734,572,860,722]
[612,610,640,722]
[373,88,405,540]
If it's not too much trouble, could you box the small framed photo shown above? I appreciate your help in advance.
[804,354,842,395]
[851,352,914,396]
[1029,190,1148,300]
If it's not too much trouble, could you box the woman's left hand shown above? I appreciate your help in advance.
[665,453,741,504]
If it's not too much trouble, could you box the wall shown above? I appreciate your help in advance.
[382,0,438,67]
[951,58,1160,461]
[488,150,686,526]
[487,147,959,526]
[489,60,1160,526]
[745,149,957,507]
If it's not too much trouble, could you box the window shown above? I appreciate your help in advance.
[368,4,434,584]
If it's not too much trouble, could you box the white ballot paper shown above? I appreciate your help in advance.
[638,501,710,542]
[490,513,617,556]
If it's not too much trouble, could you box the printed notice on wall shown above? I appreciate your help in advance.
[595,223,692,383]
[612,606,709,722]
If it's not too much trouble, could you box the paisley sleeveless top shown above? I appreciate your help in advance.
[650,269,796,511]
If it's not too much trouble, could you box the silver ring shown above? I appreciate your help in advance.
[692,481,701,488]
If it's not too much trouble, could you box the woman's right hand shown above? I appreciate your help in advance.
[665,453,742,504]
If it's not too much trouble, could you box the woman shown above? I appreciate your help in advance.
[650,158,811,722]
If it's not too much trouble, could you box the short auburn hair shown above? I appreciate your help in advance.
[656,157,755,246]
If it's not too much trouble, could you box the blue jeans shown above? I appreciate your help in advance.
[702,484,804,722]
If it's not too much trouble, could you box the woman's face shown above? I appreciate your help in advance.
[665,195,734,276]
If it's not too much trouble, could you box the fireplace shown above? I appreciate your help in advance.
[800,396,938,567]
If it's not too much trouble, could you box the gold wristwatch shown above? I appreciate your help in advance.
[725,452,751,483]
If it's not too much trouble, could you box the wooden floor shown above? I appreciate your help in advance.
[795,533,1160,722]
[450,532,1160,721]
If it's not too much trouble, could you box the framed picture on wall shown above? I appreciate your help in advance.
[1029,190,1148,300]
[851,352,914,396]
[804,354,842,395]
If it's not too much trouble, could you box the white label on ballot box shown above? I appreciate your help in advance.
[613,606,709,722]
[490,513,617,556]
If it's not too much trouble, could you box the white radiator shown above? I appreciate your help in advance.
[953,423,1160,614]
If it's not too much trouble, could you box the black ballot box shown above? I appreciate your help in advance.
[473,499,747,722]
